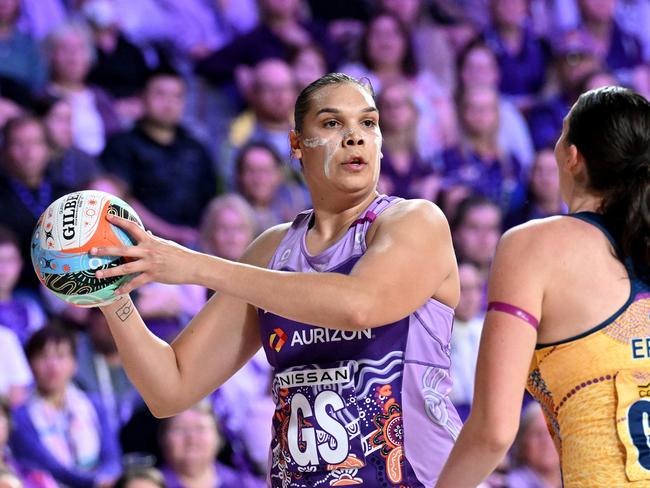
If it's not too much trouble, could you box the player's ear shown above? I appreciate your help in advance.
[290,130,303,161]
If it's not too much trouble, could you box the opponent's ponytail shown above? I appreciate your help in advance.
[567,86,650,278]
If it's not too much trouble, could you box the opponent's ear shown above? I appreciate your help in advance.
[290,130,303,160]
[565,144,582,175]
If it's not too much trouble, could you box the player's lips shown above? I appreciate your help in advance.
[341,155,368,170]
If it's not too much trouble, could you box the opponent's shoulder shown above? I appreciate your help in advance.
[502,214,592,249]
[240,222,292,267]
[497,214,594,269]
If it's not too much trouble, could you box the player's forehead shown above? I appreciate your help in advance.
[306,83,377,117]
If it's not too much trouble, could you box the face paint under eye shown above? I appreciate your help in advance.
[303,133,338,178]
[303,136,328,148]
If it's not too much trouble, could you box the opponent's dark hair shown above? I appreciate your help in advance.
[566,86,650,277]
[294,73,375,132]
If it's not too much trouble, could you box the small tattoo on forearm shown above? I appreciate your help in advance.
[115,300,134,322]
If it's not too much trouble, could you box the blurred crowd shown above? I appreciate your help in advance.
[1,0,648,486]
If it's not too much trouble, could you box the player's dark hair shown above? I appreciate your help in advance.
[566,86,650,278]
[294,73,375,133]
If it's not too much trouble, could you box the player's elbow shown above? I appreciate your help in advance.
[145,395,184,419]
[344,292,379,330]
[480,427,516,454]
[346,305,370,330]
[467,413,518,454]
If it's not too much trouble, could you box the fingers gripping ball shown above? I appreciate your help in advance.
[30,190,144,307]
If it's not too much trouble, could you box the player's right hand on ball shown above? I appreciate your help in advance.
[90,214,198,294]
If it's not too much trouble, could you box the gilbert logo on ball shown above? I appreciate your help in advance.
[31,190,143,307]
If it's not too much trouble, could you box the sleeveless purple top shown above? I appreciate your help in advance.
[259,195,461,487]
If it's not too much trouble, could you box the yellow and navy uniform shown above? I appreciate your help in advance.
[527,212,650,487]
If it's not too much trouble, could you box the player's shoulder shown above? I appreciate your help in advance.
[377,198,448,227]
[240,222,292,267]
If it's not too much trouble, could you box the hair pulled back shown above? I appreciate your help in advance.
[566,86,650,277]
[293,73,375,133]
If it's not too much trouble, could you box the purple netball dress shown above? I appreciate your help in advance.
[259,195,461,488]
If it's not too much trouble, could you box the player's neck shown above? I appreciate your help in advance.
[309,191,378,242]
[566,190,602,214]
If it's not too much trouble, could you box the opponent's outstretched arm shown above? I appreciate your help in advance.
[94,199,457,331]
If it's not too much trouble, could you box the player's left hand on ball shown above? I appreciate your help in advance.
[90,214,197,294]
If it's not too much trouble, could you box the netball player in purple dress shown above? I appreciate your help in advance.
[91,73,461,487]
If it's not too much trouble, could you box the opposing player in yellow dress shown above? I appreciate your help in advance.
[436,86,650,487]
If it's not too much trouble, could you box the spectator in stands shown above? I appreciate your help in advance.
[0,116,66,291]
[451,195,502,281]
[235,142,310,234]
[527,29,600,150]
[290,44,327,91]
[484,0,549,109]
[45,20,120,156]
[575,0,642,81]
[102,67,219,247]
[0,467,21,488]
[159,403,262,488]
[0,327,32,407]
[221,59,297,181]
[75,308,140,432]
[1,396,58,488]
[449,262,486,422]
[224,58,297,186]
[340,12,457,157]
[0,0,47,90]
[82,0,151,125]
[0,77,26,131]
[379,0,456,93]
[14,0,66,41]
[376,80,441,200]
[579,67,619,92]
[456,37,535,168]
[199,194,256,262]
[0,225,45,347]
[33,95,101,192]
[195,0,339,87]
[198,195,273,475]
[507,403,562,488]
[10,325,122,488]
[442,85,526,212]
[504,147,565,228]
[114,468,166,488]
